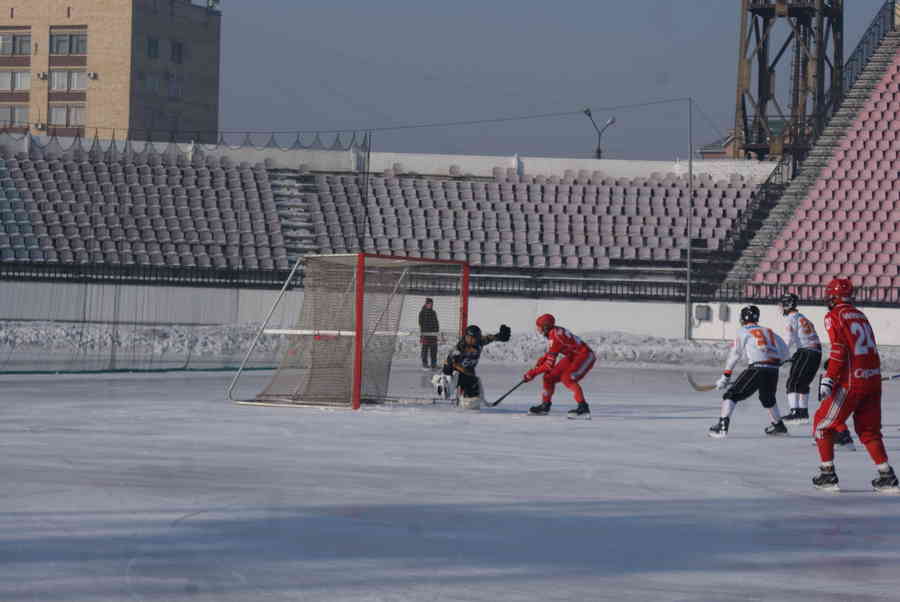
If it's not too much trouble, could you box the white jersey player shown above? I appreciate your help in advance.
[709,305,790,439]
[780,293,823,424]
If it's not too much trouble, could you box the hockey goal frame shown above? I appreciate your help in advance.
[227,253,470,409]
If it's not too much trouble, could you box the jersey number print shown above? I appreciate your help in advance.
[850,322,877,357]
[750,329,778,350]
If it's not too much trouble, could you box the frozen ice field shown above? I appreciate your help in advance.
[3,362,900,602]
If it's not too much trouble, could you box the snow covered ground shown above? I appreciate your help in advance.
[3,363,900,601]
[5,321,900,374]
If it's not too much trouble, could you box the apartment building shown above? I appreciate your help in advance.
[0,0,221,138]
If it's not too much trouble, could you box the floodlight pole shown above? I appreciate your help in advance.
[685,97,694,340]
[583,108,616,159]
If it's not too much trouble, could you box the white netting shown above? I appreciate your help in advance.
[255,254,467,406]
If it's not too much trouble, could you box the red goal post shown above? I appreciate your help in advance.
[229,253,470,409]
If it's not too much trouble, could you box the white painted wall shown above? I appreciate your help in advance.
[14,134,774,183]
[692,302,900,347]
[0,281,302,327]
[4,281,900,347]
[367,151,775,182]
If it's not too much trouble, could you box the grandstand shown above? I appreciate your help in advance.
[309,170,754,271]
[0,150,289,271]
[726,29,900,303]
[1,140,770,295]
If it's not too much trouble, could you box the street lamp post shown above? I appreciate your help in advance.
[583,108,616,159]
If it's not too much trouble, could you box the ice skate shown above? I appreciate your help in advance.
[567,402,591,420]
[781,408,809,425]
[872,467,900,494]
[764,420,788,436]
[813,465,840,492]
[835,430,856,451]
[708,417,729,439]
[528,401,552,416]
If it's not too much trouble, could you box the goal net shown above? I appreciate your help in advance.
[232,254,469,409]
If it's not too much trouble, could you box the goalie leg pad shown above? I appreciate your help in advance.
[431,373,453,400]
[457,373,483,410]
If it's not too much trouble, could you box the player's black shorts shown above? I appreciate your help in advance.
[724,365,779,408]
[786,348,821,394]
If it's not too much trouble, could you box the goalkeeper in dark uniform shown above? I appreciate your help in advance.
[434,323,510,409]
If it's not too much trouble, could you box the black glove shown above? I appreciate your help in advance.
[496,324,511,342]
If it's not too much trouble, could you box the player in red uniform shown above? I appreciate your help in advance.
[523,314,595,419]
[811,278,899,493]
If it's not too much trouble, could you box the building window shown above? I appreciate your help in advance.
[50,33,87,55]
[170,41,183,64]
[165,72,184,99]
[0,34,31,55]
[71,33,87,54]
[69,106,85,126]
[50,70,87,91]
[49,105,85,127]
[0,105,29,126]
[145,73,160,93]
[13,105,28,125]
[12,71,29,91]
[0,71,30,91]
[147,37,159,59]
[70,70,87,90]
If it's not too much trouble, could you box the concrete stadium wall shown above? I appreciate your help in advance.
[9,132,777,183]
[0,281,303,327]
[0,281,683,338]
[366,151,776,182]
[692,302,900,347]
[4,281,900,346]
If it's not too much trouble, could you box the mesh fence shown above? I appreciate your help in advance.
[255,255,466,406]
[0,280,288,373]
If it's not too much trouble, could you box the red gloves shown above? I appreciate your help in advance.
[524,354,555,382]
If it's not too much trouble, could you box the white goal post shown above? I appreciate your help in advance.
[228,253,470,409]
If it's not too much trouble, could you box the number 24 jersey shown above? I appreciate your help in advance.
[824,302,881,389]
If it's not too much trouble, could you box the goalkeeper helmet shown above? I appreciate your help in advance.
[465,325,482,341]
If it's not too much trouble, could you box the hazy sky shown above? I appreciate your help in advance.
[218,1,889,160]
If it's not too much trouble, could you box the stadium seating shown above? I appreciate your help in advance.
[749,55,900,296]
[0,144,763,274]
[0,150,289,270]
[309,171,756,269]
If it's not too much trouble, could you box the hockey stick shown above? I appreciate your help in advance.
[882,373,900,382]
[486,379,526,407]
[686,373,717,392]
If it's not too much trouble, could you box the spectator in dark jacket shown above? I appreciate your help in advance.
[418,298,440,369]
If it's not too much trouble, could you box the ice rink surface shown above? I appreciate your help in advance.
[3,363,900,602]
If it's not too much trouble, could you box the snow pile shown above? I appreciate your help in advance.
[0,321,282,370]
[395,330,900,372]
[395,331,731,368]
[3,320,900,373]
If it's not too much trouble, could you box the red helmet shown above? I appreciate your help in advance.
[825,278,853,303]
[536,313,556,333]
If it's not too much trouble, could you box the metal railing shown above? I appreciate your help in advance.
[842,0,896,96]
[3,261,895,307]
[0,128,368,156]
[0,261,290,289]
[721,153,793,253]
